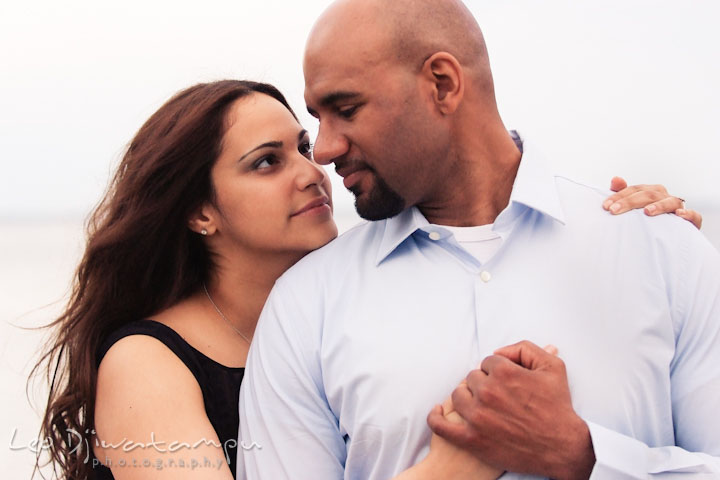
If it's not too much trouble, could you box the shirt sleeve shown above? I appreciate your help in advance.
[587,230,720,479]
[237,277,346,480]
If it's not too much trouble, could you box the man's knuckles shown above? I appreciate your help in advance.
[466,368,489,385]
[475,380,505,407]
[450,383,473,410]
[485,358,516,381]
[544,352,566,372]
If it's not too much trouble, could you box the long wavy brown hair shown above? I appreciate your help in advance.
[30,80,296,479]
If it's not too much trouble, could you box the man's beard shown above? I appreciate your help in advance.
[351,173,406,221]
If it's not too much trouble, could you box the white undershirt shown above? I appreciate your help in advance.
[441,224,503,264]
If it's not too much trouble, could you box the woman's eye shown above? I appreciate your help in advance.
[338,105,359,119]
[299,142,314,157]
[254,155,277,170]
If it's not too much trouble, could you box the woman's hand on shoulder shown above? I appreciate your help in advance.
[604,176,703,229]
[95,334,234,479]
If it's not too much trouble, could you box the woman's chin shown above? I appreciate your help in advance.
[312,224,340,250]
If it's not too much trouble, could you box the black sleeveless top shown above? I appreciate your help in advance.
[92,319,245,479]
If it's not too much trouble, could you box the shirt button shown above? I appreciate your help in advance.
[428,231,441,241]
[480,271,492,283]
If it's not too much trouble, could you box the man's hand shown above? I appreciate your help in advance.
[427,341,595,480]
[604,176,703,229]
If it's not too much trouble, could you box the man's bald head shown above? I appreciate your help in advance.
[305,0,494,96]
[386,0,488,70]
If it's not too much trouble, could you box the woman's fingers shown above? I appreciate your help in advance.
[441,392,456,416]
[427,405,471,444]
[609,176,628,192]
[676,208,703,229]
[643,196,685,217]
[603,179,702,230]
[603,186,667,215]
[543,344,559,356]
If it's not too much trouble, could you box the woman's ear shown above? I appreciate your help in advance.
[188,202,218,236]
[420,52,465,115]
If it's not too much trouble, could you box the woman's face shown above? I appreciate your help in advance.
[207,93,338,259]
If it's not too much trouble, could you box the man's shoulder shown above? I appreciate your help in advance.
[278,218,384,284]
[553,174,610,208]
[552,175,711,253]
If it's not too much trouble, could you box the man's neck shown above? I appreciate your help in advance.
[419,129,522,226]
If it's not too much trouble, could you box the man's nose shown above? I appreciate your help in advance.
[312,123,349,165]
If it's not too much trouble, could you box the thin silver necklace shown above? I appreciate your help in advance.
[203,283,252,345]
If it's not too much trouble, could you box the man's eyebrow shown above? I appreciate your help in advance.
[307,91,360,117]
[319,91,360,107]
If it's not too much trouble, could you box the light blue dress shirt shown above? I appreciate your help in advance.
[238,136,720,479]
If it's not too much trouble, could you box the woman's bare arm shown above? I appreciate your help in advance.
[94,335,234,479]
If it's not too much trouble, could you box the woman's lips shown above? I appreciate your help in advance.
[292,196,332,217]
[294,203,332,217]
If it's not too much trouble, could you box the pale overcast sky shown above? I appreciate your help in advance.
[1,0,718,221]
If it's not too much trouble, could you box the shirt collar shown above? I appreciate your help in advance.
[376,207,429,265]
[375,131,566,265]
[504,132,567,226]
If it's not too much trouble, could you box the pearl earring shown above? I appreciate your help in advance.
[201,229,208,236]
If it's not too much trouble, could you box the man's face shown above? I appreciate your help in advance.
[303,34,447,221]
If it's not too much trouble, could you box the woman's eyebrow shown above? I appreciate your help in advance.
[238,130,309,162]
[238,141,283,162]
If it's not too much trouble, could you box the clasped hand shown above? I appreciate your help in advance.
[427,341,596,480]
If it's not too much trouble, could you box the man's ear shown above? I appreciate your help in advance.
[188,202,218,237]
[420,52,464,115]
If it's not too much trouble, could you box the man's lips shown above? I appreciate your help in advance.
[342,169,369,190]
[336,164,370,190]
[292,196,331,217]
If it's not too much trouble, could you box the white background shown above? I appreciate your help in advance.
[1,0,719,220]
